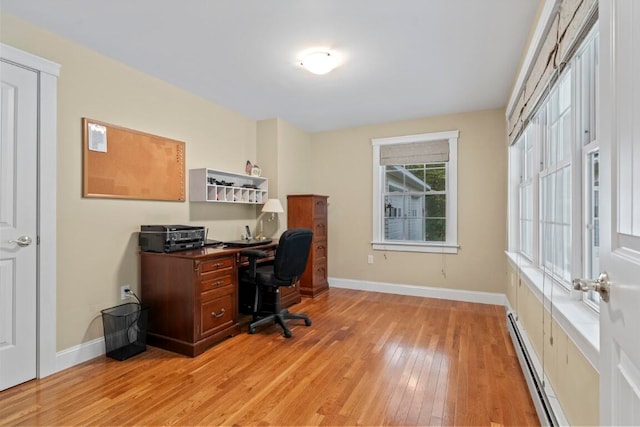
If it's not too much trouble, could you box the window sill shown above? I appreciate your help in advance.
[505,251,599,371]
[372,241,459,254]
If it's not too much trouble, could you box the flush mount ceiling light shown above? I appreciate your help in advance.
[299,50,338,75]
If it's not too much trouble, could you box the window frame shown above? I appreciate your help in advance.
[371,130,459,254]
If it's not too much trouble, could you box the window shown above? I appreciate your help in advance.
[372,131,459,253]
[509,26,600,309]
[539,71,573,286]
[577,28,600,308]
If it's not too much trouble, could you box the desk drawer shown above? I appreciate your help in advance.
[199,257,234,276]
[201,293,234,337]
[200,274,234,294]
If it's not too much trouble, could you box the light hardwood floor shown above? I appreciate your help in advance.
[0,288,539,426]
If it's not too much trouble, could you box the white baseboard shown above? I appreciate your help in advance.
[329,277,508,306]
[55,337,105,374]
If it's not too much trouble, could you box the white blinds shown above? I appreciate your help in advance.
[507,0,597,145]
[380,140,449,165]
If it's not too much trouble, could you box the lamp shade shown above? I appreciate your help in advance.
[262,198,284,214]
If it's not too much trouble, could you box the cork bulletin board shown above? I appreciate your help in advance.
[82,118,185,201]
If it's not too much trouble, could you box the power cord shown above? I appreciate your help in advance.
[124,288,142,305]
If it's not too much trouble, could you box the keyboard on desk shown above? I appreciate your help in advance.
[223,238,272,248]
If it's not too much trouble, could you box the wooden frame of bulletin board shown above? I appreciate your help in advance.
[82,118,185,201]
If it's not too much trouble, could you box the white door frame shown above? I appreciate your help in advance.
[1,43,59,378]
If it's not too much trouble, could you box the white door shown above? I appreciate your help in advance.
[0,60,39,390]
[597,1,640,425]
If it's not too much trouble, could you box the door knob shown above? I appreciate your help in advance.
[8,235,33,247]
[572,272,611,302]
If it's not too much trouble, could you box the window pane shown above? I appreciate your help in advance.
[425,194,446,217]
[586,151,600,278]
[425,166,446,191]
[383,162,447,243]
[425,219,446,242]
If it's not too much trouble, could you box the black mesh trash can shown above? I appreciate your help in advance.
[101,303,149,361]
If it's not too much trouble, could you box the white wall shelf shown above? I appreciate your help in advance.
[189,168,267,204]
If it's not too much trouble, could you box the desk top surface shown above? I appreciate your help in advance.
[140,242,277,260]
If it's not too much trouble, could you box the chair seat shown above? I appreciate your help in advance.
[241,264,292,288]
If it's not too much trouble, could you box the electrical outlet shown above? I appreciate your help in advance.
[120,285,131,300]
[367,255,374,264]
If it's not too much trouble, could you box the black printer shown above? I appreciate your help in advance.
[139,225,205,253]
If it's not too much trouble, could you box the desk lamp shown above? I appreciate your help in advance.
[257,198,284,238]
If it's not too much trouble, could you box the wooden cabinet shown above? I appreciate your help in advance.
[287,194,329,297]
[140,250,240,357]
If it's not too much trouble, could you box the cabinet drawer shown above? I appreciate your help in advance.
[200,274,234,294]
[313,197,327,218]
[201,293,234,337]
[199,257,234,275]
[313,220,327,240]
[311,239,327,260]
[311,260,327,285]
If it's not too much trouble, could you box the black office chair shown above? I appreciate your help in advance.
[240,228,313,338]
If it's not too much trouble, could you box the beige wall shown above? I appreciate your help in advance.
[1,13,266,350]
[506,266,599,426]
[257,118,312,237]
[310,109,508,293]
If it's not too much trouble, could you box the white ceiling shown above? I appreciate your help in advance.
[0,0,538,132]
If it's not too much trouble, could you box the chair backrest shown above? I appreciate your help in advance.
[273,228,313,284]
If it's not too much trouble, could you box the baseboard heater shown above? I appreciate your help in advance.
[506,312,558,427]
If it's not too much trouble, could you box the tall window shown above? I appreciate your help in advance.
[540,71,573,285]
[372,131,459,253]
[518,125,535,259]
[510,26,599,308]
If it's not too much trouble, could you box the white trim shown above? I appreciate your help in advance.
[507,310,570,427]
[329,277,507,306]
[371,241,459,254]
[55,338,105,373]
[506,0,561,118]
[1,44,59,379]
[506,251,599,371]
[371,130,460,146]
[0,43,60,77]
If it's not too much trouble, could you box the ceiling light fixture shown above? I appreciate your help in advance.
[299,50,338,75]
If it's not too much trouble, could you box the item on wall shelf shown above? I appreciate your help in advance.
[245,160,253,175]
[251,165,262,177]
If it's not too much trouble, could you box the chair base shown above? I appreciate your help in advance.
[248,309,312,338]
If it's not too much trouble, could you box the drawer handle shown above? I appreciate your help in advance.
[213,262,222,268]
[211,308,226,318]
[317,245,325,250]
[214,280,224,286]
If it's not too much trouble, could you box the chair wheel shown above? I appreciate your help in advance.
[248,327,256,334]
[304,319,312,326]
[283,330,292,338]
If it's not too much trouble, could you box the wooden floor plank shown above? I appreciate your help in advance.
[0,288,539,426]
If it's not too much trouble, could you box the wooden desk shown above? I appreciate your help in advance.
[140,242,301,357]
